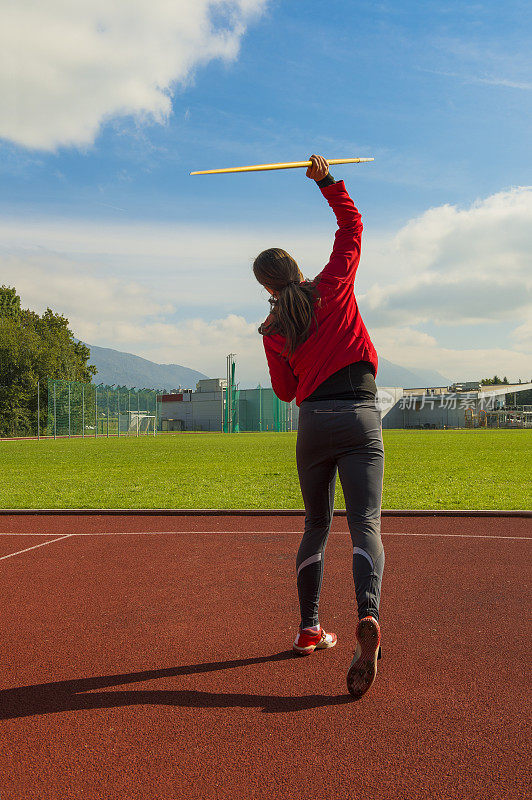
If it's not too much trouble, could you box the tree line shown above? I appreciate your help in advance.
[480,375,532,405]
[0,286,96,436]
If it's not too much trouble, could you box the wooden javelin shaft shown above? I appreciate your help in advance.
[190,157,374,176]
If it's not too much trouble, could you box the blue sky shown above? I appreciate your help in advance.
[1,0,531,384]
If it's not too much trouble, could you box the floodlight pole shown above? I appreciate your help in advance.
[229,356,233,434]
[226,356,230,433]
[37,380,40,440]
[53,381,57,440]
[225,356,231,433]
[226,353,236,433]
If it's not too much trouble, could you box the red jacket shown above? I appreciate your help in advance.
[262,180,378,406]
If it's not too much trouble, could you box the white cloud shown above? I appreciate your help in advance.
[358,187,532,380]
[79,314,267,385]
[0,215,335,313]
[0,225,275,384]
[360,186,532,332]
[427,35,532,93]
[512,318,532,352]
[1,186,531,384]
[371,326,531,384]
[425,69,532,92]
[1,250,172,321]
[0,0,267,151]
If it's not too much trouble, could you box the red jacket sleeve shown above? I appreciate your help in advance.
[263,337,298,402]
[318,180,363,284]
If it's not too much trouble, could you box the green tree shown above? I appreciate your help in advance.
[480,373,532,405]
[0,286,21,318]
[480,375,504,386]
[0,287,97,436]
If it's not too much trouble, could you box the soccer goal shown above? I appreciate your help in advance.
[120,411,156,436]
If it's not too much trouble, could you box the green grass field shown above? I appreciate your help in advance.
[1,429,530,510]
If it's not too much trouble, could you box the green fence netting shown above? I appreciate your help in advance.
[47,380,158,438]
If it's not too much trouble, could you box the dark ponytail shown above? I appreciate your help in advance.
[253,247,320,356]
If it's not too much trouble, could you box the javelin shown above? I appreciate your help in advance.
[190,157,374,176]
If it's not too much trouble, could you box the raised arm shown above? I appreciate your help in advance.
[306,154,363,284]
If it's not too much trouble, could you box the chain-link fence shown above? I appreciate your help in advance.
[47,380,158,438]
[0,380,158,439]
[0,378,295,439]
[229,386,292,432]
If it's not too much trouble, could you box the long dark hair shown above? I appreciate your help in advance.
[253,247,320,356]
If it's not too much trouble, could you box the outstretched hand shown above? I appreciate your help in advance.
[306,154,329,181]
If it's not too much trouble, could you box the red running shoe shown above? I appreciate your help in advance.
[292,625,337,655]
[346,616,381,699]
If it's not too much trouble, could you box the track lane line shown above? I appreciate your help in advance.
[0,531,529,540]
[0,534,75,561]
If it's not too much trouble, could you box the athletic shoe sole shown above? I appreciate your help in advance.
[346,617,380,699]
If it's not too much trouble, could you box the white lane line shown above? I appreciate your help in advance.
[0,531,530,540]
[383,532,531,540]
[0,534,74,561]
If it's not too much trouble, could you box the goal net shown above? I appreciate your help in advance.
[120,411,156,436]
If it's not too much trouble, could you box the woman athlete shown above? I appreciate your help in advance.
[253,154,384,700]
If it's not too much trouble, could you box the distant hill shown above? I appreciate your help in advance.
[84,343,209,390]
[377,357,450,388]
[84,342,450,391]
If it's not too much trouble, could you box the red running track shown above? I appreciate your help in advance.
[0,514,530,800]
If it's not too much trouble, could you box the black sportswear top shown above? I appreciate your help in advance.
[305,361,377,402]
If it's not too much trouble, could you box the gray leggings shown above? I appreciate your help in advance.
[295,399,385,628]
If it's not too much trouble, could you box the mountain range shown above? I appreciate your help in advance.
[84,342,451,390]
[84,343,209,390]
[376,357,451,388]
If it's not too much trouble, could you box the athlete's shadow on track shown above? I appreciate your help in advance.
[0,650,353,719]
